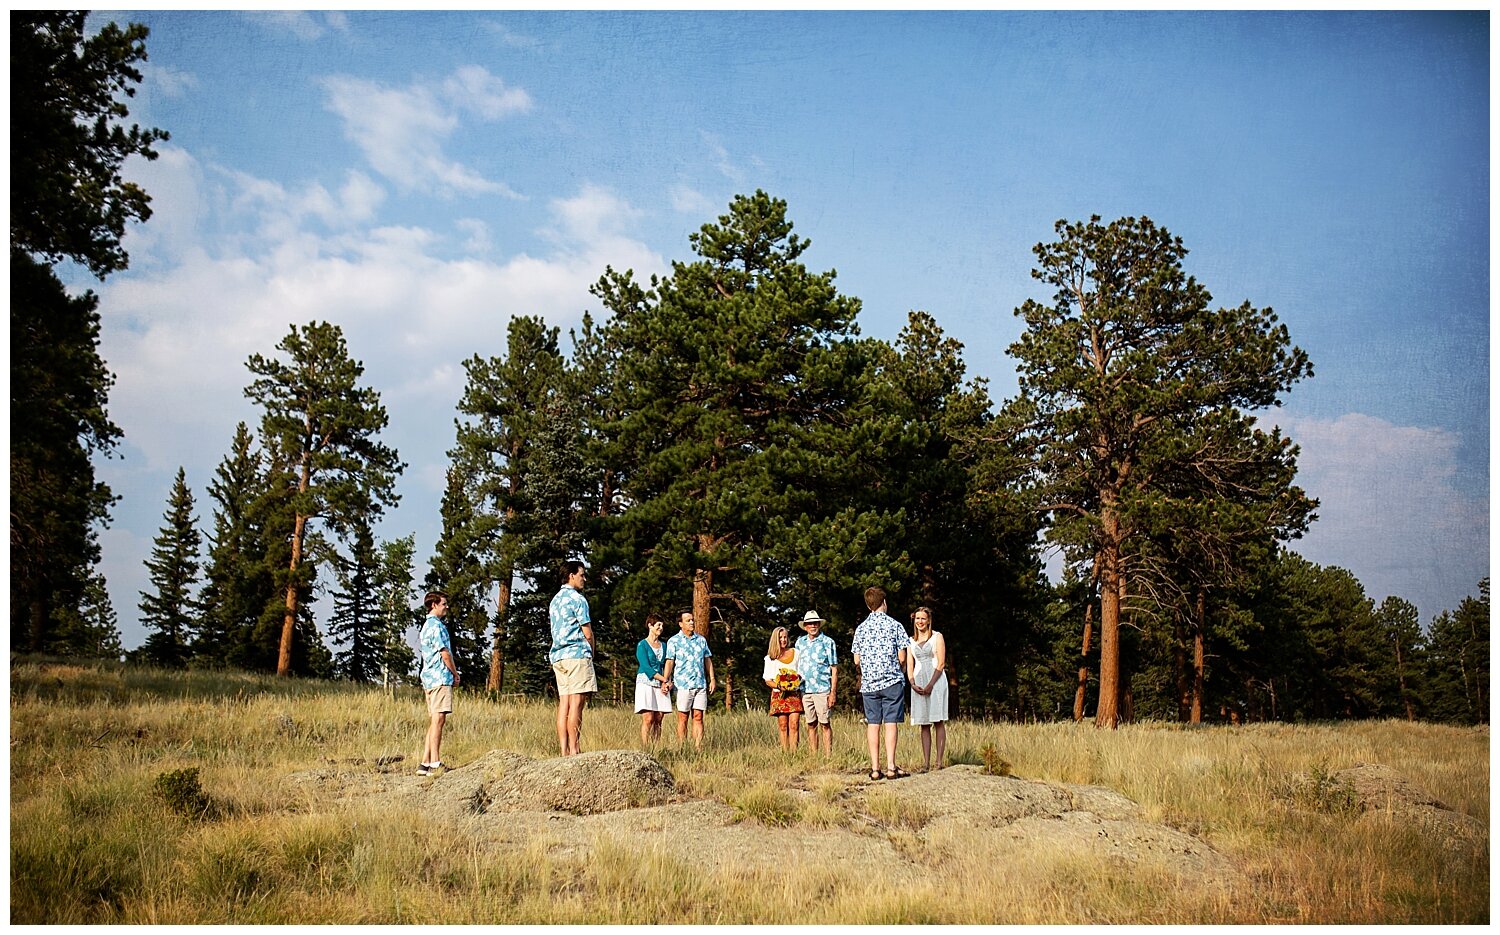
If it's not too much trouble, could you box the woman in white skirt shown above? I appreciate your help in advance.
[634,614,673,745]
[906,606,948,771]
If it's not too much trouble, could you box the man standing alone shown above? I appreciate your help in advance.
[851,586,909,780]
[549,560,596,756]
[662,608,716,749]
[418,591,458,776]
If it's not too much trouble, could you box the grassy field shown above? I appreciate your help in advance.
[9,658,1489,924]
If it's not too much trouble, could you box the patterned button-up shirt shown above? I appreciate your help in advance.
[548,585,593,663]
[665,631,713,690]
[794,632,839,694]
[419,615,454,690]
[850,611,907,693]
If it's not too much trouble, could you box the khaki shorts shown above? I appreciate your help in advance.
[802,691,832,724]
[552,657,598,696]
[425,684,453,716]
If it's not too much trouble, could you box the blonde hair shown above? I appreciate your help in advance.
[767,626,790,660]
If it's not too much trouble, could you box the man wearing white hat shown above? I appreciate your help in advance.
[794,609,839,755]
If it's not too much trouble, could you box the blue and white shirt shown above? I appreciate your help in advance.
[794,632,839,694]
[419,615,454,690]
[665,631,713,690]
[850,611,907,693]
[548,585,593,663]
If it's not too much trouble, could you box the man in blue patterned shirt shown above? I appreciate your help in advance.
[794,610,839,756]
[549,560,596,756]
[850,586,910,780]
[418,591,458,776]
[662,608,716,749]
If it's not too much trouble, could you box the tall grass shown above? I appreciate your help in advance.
[9,658,1488,923]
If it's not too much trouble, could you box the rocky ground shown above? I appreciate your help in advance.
[284,750,1478,887]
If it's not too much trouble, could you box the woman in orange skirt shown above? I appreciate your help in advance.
[763,626,802,750]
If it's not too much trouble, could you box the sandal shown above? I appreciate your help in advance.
[884,766,910,779]
[868,769,884,781]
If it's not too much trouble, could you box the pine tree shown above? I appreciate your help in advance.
[994,216,1312,727]
[329,522,382,682]
[373,535,419,687]
[137,467,201,667]
[1375,596,1425,721]
[10,252,121,652]
[196,423,271,666]
[1425,580,1489,724]
[49,567,123,659]
[245,321,403,676]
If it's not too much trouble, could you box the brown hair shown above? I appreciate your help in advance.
[912,606,934,627]
[423,591,448,612]
[864,586,886,612]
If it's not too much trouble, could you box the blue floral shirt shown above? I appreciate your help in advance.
[665,631,713,689]
[548,585,593,663]
[794,632,839,694]
[419,615,454,690]
[850,611,907,692]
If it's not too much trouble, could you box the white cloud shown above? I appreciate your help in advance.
[670,184,715,216]
[321,68,529,199]
[141,62,199,98]
[244,11,348,41]
[700,130,746,184]
[483,21,543,50]
[1275,412,1488,624]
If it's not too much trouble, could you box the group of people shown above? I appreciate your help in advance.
[414,563,949,780]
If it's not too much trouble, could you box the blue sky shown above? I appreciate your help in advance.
[72,10,1488,649]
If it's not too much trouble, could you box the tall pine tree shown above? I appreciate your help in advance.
[137,467,201,667]
[245,321,403,676]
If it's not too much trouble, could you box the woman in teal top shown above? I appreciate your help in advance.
[634,613,672,745]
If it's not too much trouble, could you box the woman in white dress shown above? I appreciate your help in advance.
[906,606,948,771]
[634,614,673,745]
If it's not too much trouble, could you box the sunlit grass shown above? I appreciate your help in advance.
[10,658,1488,923]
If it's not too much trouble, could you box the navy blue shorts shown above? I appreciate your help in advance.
[861,681,906,724]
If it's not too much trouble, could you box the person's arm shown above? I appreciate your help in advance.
[441,648,459,684]
[928,633,946,691]
[764,656,778,689]
[828,648,838,706]
[706,656,716,694]
[636,640,653,677]
[582,623,595,654]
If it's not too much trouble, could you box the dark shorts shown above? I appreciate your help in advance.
[861,681,906,724]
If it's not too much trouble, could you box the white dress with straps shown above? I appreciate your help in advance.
[908,633,949,725]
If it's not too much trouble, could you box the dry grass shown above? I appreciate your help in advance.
[9,658,1489,923]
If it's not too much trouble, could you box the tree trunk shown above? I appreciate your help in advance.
[487,575,512,692]
[277,440,313,677]
[277,510,308,676]
[1394,638,1414,721]
[1073,601,1093,721]
[1094,509,1122,729]
[1174,617,1189,722]
[1190,590,1206,724]
[693,547,713,639]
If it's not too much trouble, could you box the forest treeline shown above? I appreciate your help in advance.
[11,13,1490,727]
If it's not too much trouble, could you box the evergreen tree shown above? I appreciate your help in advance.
[11,252,120,651]
[1374,596,1425,721]
[49,567,123,659]
[330,522,382,683]
[440,315,568,689]
[595,191,908,707]
[10,13,165,650]
[245,321,403,675]
[994,216,1312,727]
[137,467,202,667]
[11,12,168,277]
[1425,580,1489,724]
[426,465,491,685]
[373,535,419,687]
[197,423,272,667]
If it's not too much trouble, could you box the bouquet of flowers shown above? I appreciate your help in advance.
[774,669,802,694]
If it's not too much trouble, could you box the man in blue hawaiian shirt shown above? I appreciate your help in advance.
[662,608,716,749]
[794,610,839,755]
[549,560,596,756]
[418,591,458,776]
[851,586,910,780]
